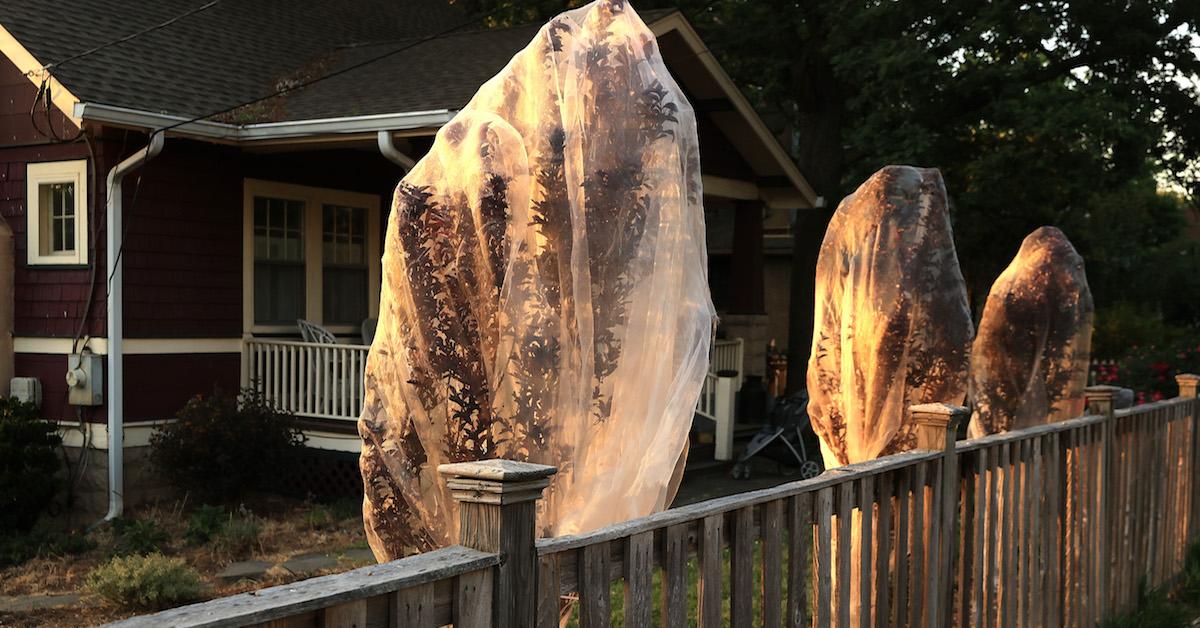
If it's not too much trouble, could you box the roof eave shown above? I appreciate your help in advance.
[73,102,454,143]
[649,12,820,209]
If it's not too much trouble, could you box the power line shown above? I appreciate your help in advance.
[107,6,504,288]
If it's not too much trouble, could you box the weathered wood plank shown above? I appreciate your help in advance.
[836,481,853,627]
[579,544,610,628]
[761,499,783,628]
[731,506,754,627]
[698,514,724,628]
[893,467,910,628]
[858,474,874,628]
[454,569,492,628]
[908,462,926,628]
[874,473,892,628]
[536,554,560,628]
[107,546,498,628]
[788,493,813,628]
[816,487,833,628]
[623,532,653,628]
[394,583,434,628]
[662,523,689,628]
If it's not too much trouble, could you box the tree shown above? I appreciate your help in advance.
[455,0,1200,379]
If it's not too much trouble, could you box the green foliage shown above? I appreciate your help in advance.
[110,517,169,557]
[85,553,203,610]
[184,505,228,544]
[1103,541,1200,627]
[1092,303,1195,361]
[0,397,62,533]
[0,525,95,568]
[149,387,305,502]
[211,515,262,559]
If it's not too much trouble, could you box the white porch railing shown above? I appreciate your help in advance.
[711,337,744,390]
[245,337,741,460]
[244,339,369,421]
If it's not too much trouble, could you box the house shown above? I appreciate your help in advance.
[0,0,819,517]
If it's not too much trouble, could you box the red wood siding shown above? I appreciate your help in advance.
[124,353,241,421]
[0,55,102,339]
[13,353,74,422]
[119,139,243,338]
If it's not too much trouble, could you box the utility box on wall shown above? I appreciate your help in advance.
[67,352,103,406]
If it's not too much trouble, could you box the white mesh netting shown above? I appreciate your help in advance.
[358,0,714,559]
[807,165,974,468]
[967,226,1094,437]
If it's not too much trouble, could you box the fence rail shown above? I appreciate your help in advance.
[172,366,1198,628]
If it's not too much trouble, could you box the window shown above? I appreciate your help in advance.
[26,160,87,265]
[322,204,368,325]
[243,180,381,334]
[253,196,306,325]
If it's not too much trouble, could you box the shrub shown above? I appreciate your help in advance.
[211,515,262,559]
[184,505,227,544]
[110,517,170,556]
[149,387,305,502]
[86,553,203,610]
[0,397,61,533]
[1108,336,1200,403]
[0,526,95,568]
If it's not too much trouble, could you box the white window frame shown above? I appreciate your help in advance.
[242,179,381,336]
[26,160,88,266]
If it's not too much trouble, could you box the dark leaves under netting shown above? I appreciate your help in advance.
[359,0,714,557]
[807,165,973,467]
[968,226,1094,436]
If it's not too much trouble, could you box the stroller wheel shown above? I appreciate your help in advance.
[730,462,751,480]
[799,460,821,479]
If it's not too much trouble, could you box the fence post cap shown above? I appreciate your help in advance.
[439,459,557,505]
[1083,385,1122,397]
[438,459,558,482]
[909,402,969,421]
[1176,374,1200,383]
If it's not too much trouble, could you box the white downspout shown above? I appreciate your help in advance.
[103,131,164,522]
[377,130,416,171]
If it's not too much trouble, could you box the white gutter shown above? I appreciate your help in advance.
[377,130,416,170]
[103,131,164,522]
[73,102,453,142]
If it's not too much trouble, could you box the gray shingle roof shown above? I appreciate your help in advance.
[4,0,679,122]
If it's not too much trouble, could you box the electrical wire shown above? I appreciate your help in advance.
[103,5,506,291]
[37,1,221,72]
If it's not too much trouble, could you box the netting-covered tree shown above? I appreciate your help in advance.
[967,226,1094,437]
[807,165,973,468]
[358,0,714,559]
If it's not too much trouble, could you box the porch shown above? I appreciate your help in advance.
[242,336,748,459]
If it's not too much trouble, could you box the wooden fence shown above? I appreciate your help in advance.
[112,375,1200,627]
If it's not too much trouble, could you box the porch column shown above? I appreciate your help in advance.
[729,200,765,315]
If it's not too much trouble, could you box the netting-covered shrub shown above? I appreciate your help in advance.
[360,0,713,558]
[0,397,61,533]
[149,388,305,502]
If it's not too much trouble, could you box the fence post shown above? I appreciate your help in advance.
[440,460,557,628]
[1178,374,1200,547]
[911,402,968,627]
[1085,385,1119,617]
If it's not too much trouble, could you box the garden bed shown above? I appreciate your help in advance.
[0,494,377,627]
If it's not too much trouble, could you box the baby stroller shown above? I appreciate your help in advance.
[730,390,822,480]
